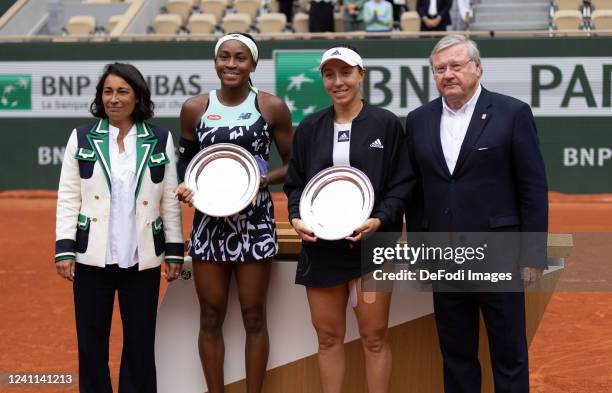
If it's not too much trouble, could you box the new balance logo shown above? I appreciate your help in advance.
[338,131,350,142]
[238,113,252,120]
[369,139,383,149]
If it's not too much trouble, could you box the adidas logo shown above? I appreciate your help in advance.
[369,139,383,149]
[338,130,350,142]
[331,50,341,56]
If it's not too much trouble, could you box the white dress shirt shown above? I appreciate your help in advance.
[106,123,138,268]
[440,84,482,174]
[428,0,438,16]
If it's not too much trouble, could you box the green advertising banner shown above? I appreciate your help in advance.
[0,38,610,193]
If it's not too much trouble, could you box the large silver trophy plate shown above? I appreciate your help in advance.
[299,166,374,241]
[184,143,260,217]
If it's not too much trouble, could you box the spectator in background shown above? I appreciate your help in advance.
[279,0,294,27]
[387,0,405,27]
[343,0,365,31]
[417,0,451,31]
[452,0,471,30]
[309,0,335,32]
[364,0,393,31]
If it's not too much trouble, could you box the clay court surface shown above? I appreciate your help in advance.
[1,192,611,393]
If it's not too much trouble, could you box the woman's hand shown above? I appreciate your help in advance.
[345,218,382,243]
[56,259,75,281]
[165,262,183,282]
[259,174,269,190]
[291,218,318,243]
[174,183,194,207]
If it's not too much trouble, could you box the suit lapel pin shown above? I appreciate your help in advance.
[481,113,487,120]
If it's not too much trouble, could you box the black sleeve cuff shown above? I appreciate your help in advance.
[165,242,185,263]
[372,211,388,229]
[55,239,76,262]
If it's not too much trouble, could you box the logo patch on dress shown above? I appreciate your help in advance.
[337,130,350,142]
[207,114,222,120]
[238,112,252,120]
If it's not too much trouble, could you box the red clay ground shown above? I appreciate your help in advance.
[0,192,610,393]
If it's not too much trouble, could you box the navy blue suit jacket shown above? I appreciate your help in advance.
[405,87,549,268]
[416,0,452,31]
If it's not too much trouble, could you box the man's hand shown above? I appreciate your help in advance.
[520,266,543,287]
[345,218,382,243]
[175,183,194,207]
[423,17,437,28]
[56,259,75,281]
[291,218,318,243]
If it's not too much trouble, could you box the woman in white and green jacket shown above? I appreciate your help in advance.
[55,63,183,393]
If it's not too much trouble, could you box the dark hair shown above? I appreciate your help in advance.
[90,62,154,122]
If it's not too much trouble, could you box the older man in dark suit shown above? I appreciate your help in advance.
[405,35,548,393]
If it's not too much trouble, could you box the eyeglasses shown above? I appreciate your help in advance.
[432,59,474,75]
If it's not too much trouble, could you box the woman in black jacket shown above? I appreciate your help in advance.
[283,45,414,393]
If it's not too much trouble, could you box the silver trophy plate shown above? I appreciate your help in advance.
[299,166,374,241]
[184,143,260,217]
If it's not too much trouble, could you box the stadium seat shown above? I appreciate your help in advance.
[187,12,217,33]
[554,10,583,30]
[257,12,286,32]
[592,9,612,29]
[591,0,612,10]
[201,0,227,22]
[166,0,193,23]
[292,12,308,32]
[234,0,261,20]
[400,11,419,31]
[65,15,96,36]
[222,12,252,32]
[555,0,583,11]
[152,13,183,33]
[106,14,122,32]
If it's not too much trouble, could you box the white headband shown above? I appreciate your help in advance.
[214,33,259,63]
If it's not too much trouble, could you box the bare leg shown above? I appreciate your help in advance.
[234,261,272,393]
[353,278,392,393]
[306,284,350,393]
[193,261,233,393]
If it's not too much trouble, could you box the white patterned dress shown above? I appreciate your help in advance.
[188,90,278,262]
